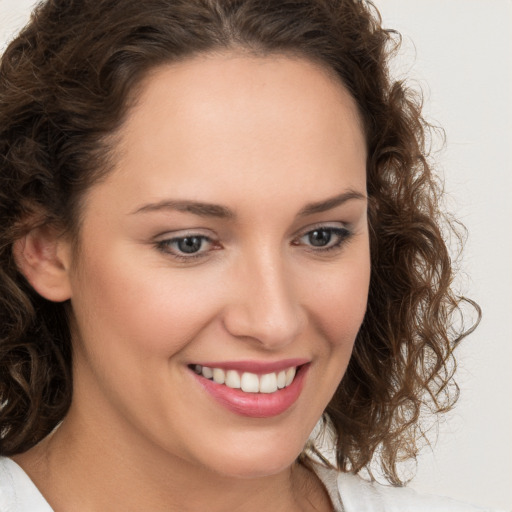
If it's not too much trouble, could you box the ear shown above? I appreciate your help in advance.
[13,225,72,302]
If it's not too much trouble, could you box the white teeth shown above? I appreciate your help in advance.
[259,372,278,393]
[195,364,300,394]
[225,369,241,389]
[285,367,296,386]
[212,368,225,384]
[277,370,286,389]
[241,372,260,393]
[202,366,213,379]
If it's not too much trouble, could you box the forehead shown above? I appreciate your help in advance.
[127,52,365,149]
[93,53,367,214]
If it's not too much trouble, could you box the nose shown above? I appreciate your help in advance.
[222,251,305,350]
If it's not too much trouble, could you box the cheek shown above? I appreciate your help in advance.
[69,246,227,359]
[304,254,370,350]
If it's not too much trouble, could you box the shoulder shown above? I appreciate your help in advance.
[337,471,502,512]
[313,463,504,512]
[0,457,53,512]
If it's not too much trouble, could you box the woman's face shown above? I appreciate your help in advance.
[65,54,370,478]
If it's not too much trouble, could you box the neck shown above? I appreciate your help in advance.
[13,409,330,512]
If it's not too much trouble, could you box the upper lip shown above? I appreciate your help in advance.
[190,358,309,374]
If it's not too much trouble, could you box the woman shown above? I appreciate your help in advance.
[0,1,499,510]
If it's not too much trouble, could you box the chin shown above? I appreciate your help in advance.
[197,441,303,480]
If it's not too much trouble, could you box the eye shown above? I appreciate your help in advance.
[173,236,207,254]
[296,226,351,251]
[156,234,216,260]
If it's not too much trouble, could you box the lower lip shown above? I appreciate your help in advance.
[192,365,309,418]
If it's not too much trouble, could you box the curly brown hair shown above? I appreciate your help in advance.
[0,0,478,485]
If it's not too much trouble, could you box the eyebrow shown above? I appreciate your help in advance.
[132,199,235,219]
[131,190,366,219]
[297,190,366,217]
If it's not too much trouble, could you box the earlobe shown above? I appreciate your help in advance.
[13,225,73,302]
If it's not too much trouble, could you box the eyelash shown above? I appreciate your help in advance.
[155,226,352,261]
[295,226,352,253]
[155,235,218,262]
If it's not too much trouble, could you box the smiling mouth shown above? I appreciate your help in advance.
[189,364,299,394]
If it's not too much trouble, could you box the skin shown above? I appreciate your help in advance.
[14,53,370,511]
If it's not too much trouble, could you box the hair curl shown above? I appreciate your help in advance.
[0,0,478,485]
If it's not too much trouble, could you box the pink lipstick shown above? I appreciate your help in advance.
[189,359,310,418]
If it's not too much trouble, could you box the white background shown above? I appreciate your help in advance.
[1,0,511,509]
[377,2,512,510]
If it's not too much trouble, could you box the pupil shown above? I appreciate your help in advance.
[178,237,202,253]
[309,229,331,247]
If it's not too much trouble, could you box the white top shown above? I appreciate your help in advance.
[0,456,504,511]
[313,464,504,512]
[0,458,52,512]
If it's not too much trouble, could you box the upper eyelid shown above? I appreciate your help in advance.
[155,228,216,240]
[294,221,350,237]
[155,225,352,263]
[154,222,350,241]
[155,234,216,259]
[300,225,349,236]
[296,226,350,242]
[159,233,216,246]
